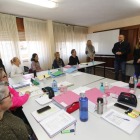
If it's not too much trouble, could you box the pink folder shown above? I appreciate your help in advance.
[106,86,135,98]
[52,91,80,108]
[85,88,106,104]
[23,74,33,80]
[64,65,73,68]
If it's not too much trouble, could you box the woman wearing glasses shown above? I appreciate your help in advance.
[0,81,33,140]
[0,68,31,119]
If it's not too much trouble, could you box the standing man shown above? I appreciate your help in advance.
[112,35,131,82]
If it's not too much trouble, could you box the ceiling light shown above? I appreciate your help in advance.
[136,0,140,3]
[18,0,58,8]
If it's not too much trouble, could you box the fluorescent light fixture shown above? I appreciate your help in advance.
[18,0,58,8]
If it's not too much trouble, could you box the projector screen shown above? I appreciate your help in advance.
[87,29,120,55]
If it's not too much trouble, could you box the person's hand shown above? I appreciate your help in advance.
[137,59,140,63]
[25,91,31,96]
[116,52,122,55]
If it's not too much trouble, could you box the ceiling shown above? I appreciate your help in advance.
[0,0,140,27]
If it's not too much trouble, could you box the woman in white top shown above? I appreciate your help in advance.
[10,57,23,77]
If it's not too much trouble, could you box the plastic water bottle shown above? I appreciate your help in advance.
[134,74,138,90]
[92,60,94,65]
[48,69,51,75]
[79,91,88,122]
[104,82,109,94]
[103,95,108,111]
[138,76,140,83]
[52,80,58,92]
[100,82,104,93]
[43,75,47,84]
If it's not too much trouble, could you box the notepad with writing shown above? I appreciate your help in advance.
[40,109,76,138]
[102,109,140,134]
[32,103,61,122]
[12,81,30,89]
[107,86,135,98]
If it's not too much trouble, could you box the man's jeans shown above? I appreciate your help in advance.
[114,61,126,82]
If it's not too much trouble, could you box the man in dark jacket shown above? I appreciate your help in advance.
[112,35,131,82]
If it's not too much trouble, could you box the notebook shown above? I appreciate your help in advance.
[12,81,30,89]
[23,74,33,80]
[32,103,60,122]
[64,65,73,68]
[51,71,65,76]
[80,63,88,65]
[57,81,74,89]
[52,91,80,109]
[35,94,52,105]
[64,67,77,73]
[107,86,135,98]
[37,74,51,80]
[102,109,140,134]
[110,81,129,87]
[40,109,77,138]
[85,88,107,113]
[20,86,43,98]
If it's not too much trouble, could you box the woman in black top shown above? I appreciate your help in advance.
[133,38,140,79]
[0,59,6,74]
[68,49,80,65]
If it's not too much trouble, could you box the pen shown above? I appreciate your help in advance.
[114,115,130,121]
[74,122,76,135]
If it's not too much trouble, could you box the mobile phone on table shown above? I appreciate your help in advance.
[37,106,51,114]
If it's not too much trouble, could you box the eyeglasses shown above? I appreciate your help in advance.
[0,92,11,102]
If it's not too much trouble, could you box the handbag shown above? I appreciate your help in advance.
[66,101,79,114]
[117,92,137,107]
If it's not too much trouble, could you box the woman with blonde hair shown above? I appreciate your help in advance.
[85,40,95,74]
[133,37,140,79]
[53,52,65,68]
[10,57,23,77]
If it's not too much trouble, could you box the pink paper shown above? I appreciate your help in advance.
[106,86,135,97]
[23,75,33,80]
[52,91,80,107]
[85,88,106,104]
[64,65,73,68]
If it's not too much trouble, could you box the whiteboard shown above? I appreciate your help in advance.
[87,29,120,55]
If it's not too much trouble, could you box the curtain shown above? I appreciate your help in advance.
[24,18,52,70]
[73,26,88,62]
[0,13,20,74]
[53,22,88,64]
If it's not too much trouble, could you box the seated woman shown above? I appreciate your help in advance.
[31,53,42,72]
[0,81,33,140]
[0,68,31,118]
[53,52,65,68]
[68,49,80,65]
[11,57,23,77]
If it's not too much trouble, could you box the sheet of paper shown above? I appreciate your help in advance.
[72,86,91,95]
[137,95,140,99]
[88,100,96,113]
[20,86,42,98]
[50,69,58,73]
[57,81,74,88]
[40,110,76,137]
[71,72,83,77]
[35,94,52,105]
[102,109,140,134]
[32,103,60,122]
[110,81,129,87]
